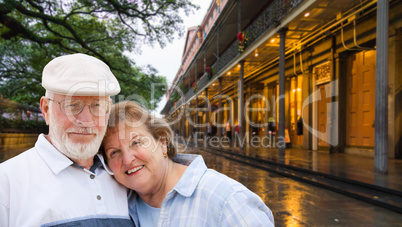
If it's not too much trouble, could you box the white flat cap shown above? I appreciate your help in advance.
[42,53,120,96]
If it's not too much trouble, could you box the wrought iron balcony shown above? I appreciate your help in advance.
[167,0,304,116]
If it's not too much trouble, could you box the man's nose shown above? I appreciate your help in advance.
[74,105,96,127]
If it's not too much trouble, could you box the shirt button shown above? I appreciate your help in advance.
[90,174,95,179]
[97,195,101,200]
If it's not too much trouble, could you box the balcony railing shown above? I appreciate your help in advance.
[197,73,210,93]
[215,0,304,76]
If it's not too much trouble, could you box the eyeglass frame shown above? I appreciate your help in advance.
[47,98,112,116]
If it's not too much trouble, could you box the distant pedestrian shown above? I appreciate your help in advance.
[212,123,217,136]
[234,124,240,146]
[225,122,231,142]
[207,122,212,137]
[193,128,197,140]
[251,125,258,140]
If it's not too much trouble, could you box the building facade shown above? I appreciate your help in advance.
[161,0,402,172]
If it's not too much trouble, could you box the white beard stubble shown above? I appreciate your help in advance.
[49,110,106,161]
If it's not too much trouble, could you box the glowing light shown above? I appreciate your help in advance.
[304,12,310,17]
[271,38,275,43]
[227,72,231,75]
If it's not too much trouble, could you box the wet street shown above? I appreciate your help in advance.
[181,146,402,226]
[2,146,402,226]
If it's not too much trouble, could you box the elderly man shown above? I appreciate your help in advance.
[0,54,133,226]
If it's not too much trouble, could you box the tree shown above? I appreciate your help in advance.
[0,0,198,109]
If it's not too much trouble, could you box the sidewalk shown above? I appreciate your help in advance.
[190,141,402,193]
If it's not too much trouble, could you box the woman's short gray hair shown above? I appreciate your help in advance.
[105,101,177,158]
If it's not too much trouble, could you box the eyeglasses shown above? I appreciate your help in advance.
[48,99,111,116]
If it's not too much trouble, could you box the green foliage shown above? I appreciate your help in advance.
[211,65,218,76]
[183,85,189,94]
[169,92,180,102]
[0,41,50,106]
[178,81,184,91]
[0,0,199,109]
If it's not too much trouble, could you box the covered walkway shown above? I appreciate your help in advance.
[189,141,402,193]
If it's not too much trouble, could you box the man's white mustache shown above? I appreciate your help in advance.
[66,127,98,135]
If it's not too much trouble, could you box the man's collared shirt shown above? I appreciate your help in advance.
[0,134,133,227]
[129,154,275,226]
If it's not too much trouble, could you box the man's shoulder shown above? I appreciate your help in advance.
[0,148,38,198]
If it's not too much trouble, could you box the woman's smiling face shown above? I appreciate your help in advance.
[103,121,168,193]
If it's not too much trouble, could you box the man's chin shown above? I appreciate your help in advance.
[63,143,99,161]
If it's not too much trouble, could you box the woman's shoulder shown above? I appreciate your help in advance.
[175,154,254,200]
[197,168,249,196]
[196,169,274,226]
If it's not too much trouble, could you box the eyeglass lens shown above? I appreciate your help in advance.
[60,100,109,116]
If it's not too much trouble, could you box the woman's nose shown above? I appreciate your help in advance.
[122,149,135,165]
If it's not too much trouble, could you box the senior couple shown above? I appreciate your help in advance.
[0,54,274,226]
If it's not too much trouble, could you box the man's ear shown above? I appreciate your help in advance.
[40,97,51,125]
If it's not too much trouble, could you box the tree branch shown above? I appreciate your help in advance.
[14,3,113,66]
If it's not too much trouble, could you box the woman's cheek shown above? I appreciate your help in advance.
[108,160,120,173]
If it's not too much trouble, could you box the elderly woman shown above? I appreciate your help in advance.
[102,101,274,226]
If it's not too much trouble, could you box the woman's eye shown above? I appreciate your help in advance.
[108,150,119,158]
[130,140,141,148]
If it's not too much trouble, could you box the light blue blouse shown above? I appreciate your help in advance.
[136,196,160,227]
[128,154,274,226]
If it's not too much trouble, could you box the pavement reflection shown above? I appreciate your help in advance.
[181,146,402,226]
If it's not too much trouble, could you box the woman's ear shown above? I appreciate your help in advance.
[159,136,168,152]
[159,134,168,145]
